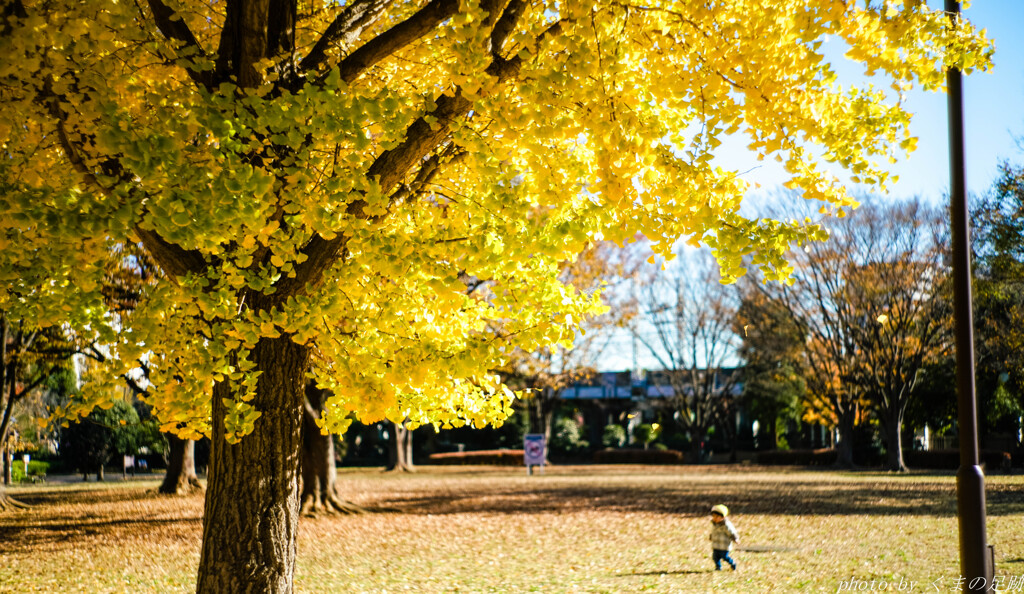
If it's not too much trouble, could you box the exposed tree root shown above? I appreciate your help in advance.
[0,494,30,512]
[158,474,205,495]
[299,490,367,517]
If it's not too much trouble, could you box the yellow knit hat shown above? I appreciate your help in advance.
[710,504,729,517]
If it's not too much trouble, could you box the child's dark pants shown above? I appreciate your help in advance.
[712,549,736,570]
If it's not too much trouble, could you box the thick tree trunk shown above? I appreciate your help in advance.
[97,464,104,482]
[1,383,16,487]
[884,409,908,472]
[0,442,28,511]
[386,421,414,472]
[542,408,553,460]
[835,410,856,468]
[720,408,738,463]
[299,385,364,516]
[160,436,204,495]
[729,422,738,463]
[196,335,309,594]
[689,427,707,464]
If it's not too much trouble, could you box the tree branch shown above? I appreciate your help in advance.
[279,9,555,298]
[490,0,525,55]
[13,370,54,403]
[146,0,215,90]
[298,0,391,77]
[133,226,209,281]
[122,372,150,398]
[42,80,207,282]
[326,0,460,86]
[216,0,271,87]
[387,142,463,207]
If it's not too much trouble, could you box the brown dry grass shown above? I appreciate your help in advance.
[2,465,1024,593]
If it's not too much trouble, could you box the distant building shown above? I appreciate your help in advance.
[559,368,743,401]
[557,368,747,458]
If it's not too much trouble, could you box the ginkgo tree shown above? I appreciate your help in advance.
[0,0,991,591]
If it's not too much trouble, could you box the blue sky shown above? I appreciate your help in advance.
[887,0,1024,199]
[596,1,1024,373]
[728,0,1024,202]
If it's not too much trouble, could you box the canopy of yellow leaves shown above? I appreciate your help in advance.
[0,0,992,440]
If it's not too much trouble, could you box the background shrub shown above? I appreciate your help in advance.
[11,460,50,483]
[592,448,684,464]
[602,425,627,448]
[426,449,525,466]
[754,448,838,466]
[551,417,589,456]
[903,449,1011,471]
[633,423,660,449]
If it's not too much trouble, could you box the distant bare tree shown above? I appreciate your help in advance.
[627,251,739,463]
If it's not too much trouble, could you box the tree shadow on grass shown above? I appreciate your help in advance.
[0,486,204,555]
[620,570,714,576]
[371,478,1024,518]
[9,487,189,507]
[0,515,203,554]
[739,545,800,553]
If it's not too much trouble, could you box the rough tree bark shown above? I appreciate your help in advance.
[0,483,28,511]
[385,420,414,472]
[160,436,204,494]
[835,409,856,469]
[2,448,10,486]
[689,427,707,464]
[196,335,309,594]
[883,408,908,472]
[299,384,364,515]
[0,445,27,511]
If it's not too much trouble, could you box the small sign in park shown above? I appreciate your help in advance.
[524,433,545,475]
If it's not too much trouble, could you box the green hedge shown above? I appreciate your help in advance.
[592,448,684,464]
[903,449,1012,471]
[755,448,837,466]
[754,448,1013,470]
[426,449,525,466]
[11,460,50,483]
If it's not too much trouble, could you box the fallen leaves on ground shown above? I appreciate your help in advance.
[1,466,1023,593]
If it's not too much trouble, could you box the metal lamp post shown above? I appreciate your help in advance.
[946,1,992,591]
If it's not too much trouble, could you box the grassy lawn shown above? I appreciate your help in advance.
[2,465,1023,592]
